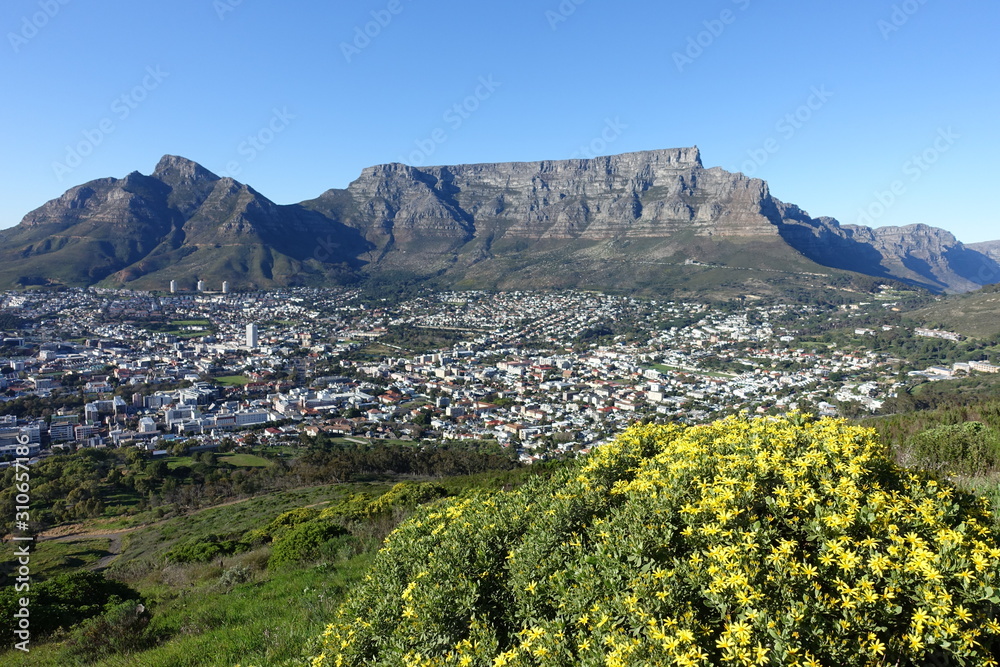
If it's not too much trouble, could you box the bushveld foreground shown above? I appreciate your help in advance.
[313,415,1000,667]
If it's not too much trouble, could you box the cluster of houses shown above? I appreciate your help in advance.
[2,287,996,465]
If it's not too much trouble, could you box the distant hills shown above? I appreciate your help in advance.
[1,149,997,295]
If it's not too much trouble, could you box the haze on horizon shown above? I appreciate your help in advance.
[1,0,998,243]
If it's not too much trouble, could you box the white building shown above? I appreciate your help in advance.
[246,323,258,349]
[235,410,270,427]
[970,361,1000,374]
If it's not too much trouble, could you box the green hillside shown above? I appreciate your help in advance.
[910,283,1000,339]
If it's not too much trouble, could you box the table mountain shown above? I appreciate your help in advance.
[2,149,997,294]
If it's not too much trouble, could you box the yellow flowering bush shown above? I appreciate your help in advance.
[311,415,1000,666]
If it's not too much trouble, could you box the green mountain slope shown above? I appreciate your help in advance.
[0,156,368,290]
[909,283,1000,338]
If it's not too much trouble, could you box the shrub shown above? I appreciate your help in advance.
[905,421,1000,476]
[317,484,448,525]
[268,521,350,569]
[67,600,154,660]
[318,533,360,562]
[0,571,141,640]
[165,537,247,564]
[363,483,448,517]
[318,492,379,522]
[261,507,320,540]
[312,415,1000,666]
[218,564,254,588]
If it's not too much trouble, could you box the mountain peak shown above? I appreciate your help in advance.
[152,155,219,186]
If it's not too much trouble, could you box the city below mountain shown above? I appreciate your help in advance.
[1,148,997,295]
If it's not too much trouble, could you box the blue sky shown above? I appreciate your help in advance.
[2,0,998,242]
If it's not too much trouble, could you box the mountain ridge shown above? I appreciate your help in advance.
[1,149,997,294]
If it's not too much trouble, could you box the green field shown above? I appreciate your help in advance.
[213,375,251,386]
[137,319,216,340]
[218,453,272,467]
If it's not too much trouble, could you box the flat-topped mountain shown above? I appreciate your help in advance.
[1,149,997,294]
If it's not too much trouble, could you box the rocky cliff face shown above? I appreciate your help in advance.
[312,148,781,249]
[1,150,997,293]
[842,224,999,293]
[968,240,1000,264]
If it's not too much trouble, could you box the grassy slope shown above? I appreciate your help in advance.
[910,283,1000,338]
[7,554,373,667]
[1,466,551,666]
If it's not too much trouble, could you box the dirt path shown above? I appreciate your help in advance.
[44,532,127,571]
[90,533,124,570]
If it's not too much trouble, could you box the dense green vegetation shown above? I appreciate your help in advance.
[0,313,26,330]
[0,439,520,535]
[377,326,472,355]
[863,397,1000,526]
[0,391,86,419]
[0,571,143,654]
[312,416,1000,666]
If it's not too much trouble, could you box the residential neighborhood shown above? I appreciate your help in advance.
[2,287,997,465]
